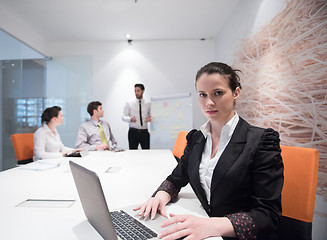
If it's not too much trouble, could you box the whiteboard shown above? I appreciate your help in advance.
[150,93,193,150]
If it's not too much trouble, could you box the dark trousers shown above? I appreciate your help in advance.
[128,128,150,150]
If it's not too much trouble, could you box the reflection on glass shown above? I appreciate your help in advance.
[15,98,66,128]
[17,99,26,104]
[80,105,89,123]
[16,98,44,128]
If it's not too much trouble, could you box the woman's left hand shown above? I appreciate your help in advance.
[159,214,235,240]
[159,214,214,240]
[73,149,83,153]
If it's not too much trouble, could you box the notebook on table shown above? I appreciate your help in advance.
[66,150,89,157]
[69,161,165,240]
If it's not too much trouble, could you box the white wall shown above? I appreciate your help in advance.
[48,39,213,149]
[215,0,285,63]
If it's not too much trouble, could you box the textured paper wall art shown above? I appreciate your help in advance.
[233,0,327,199]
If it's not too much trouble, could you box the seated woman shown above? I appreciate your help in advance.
[134,62,284,240]
[34,106,80,160]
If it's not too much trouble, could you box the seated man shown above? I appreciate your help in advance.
[75,101,117,151]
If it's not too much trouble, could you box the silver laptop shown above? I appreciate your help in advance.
[69,161,165,240]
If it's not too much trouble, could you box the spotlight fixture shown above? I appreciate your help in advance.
[126,34,133,44]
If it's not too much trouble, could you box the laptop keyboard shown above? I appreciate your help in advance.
[110,210,157,240]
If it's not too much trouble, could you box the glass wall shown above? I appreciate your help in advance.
[1,59,46,170]
[1,57,92,171]
[0,30,92,171]
[45,56,92,148]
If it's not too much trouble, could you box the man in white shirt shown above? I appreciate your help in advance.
[122,84,151,149]
[75,101,117,151]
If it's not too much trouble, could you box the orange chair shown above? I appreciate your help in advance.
[277,145,319,240]
[172,131,188,161]
[11,133,34,164]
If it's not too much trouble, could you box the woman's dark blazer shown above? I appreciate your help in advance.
[166,117,284,239]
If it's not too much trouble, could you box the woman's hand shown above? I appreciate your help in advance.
[72,149,83,153]
[159,214,235,240]
[61,150,68,156]
[133,191,171,220]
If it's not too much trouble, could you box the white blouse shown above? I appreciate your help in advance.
[199,113,239,204]
[33,124,73,160]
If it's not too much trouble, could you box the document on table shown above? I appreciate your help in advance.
[18,159,61,171]
[16,199,75,208]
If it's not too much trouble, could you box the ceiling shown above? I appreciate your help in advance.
[0,0,239,42]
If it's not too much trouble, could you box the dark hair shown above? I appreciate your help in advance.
[87,101,102,116]
[41,106,62,124]
[195,62,242,91]
[134,83,145,91]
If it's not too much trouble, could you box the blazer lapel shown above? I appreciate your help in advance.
[210,118,248,193]
[188,133,209,208]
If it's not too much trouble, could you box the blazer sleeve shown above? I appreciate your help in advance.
[153,129,199,201]
[226,128,284,239]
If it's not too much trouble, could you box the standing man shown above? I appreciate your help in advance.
[75,101,117,151]
[122,83,151,149]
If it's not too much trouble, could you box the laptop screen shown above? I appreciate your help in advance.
[69,161,118,240]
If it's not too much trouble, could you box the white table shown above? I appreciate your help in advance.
[0,150,214,240]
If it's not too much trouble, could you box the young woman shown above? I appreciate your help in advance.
[33,106,80,160]
[135,62,284,240]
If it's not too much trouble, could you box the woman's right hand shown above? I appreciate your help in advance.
[61,150,68,156]
[133,191,171,220]
[73,149,83,153]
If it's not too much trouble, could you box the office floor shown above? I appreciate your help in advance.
[312,195,327,240]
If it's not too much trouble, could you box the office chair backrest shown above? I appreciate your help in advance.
[278,145,319,240]
[172,131,188,161]
[11,133,34,164]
